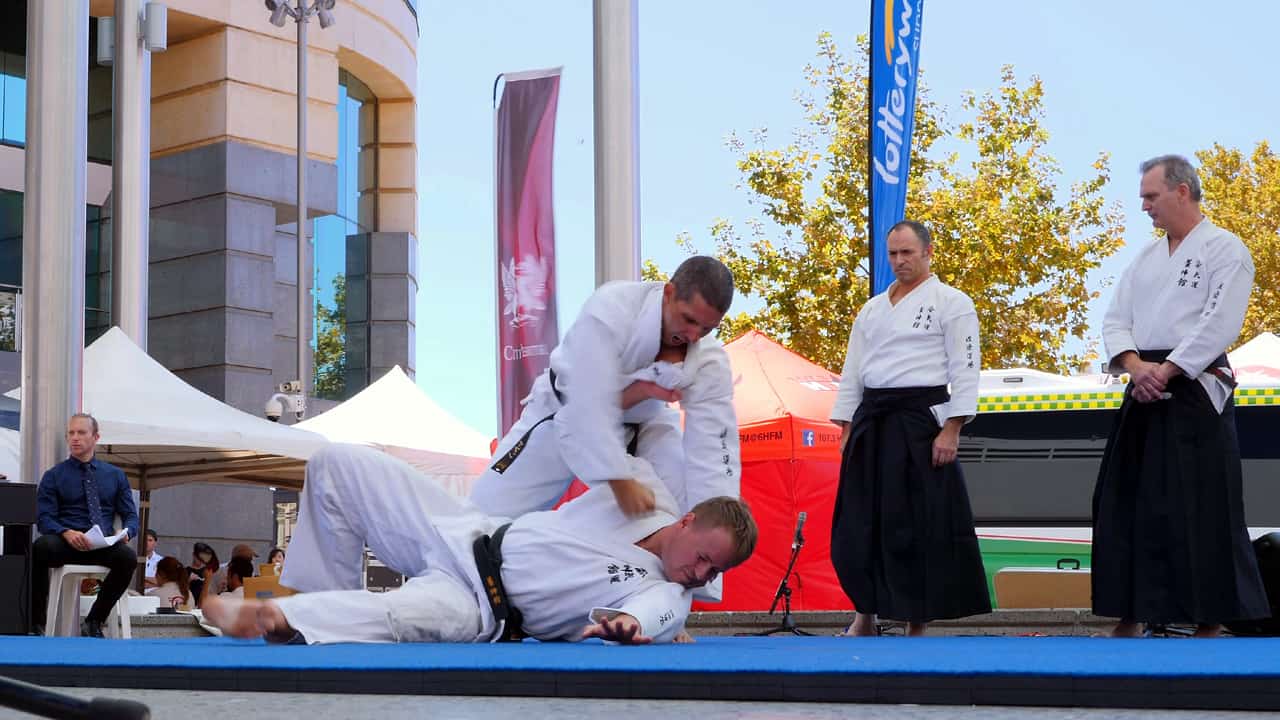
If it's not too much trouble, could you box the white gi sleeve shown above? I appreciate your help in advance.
[830,312,866,424]
[589,583,691,644]
[1167,241,1255,378]
[679,350,741,503]
[553,316,632,486]
[943,293,980,421]
[1102,261,1139,373]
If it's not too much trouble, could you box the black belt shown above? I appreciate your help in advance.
[489,367,640,474]
[473,523,525,642]
[1138,350,1235,389]
[860,385,950,412]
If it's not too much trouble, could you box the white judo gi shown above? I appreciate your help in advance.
[1102,218,1254,411]
[830,275,980,426]
[470,280,741,517]
[277,443,697,644]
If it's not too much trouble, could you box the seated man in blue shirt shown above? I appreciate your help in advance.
[33,413,139,637]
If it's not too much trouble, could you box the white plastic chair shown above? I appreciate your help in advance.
[45,564,132,638]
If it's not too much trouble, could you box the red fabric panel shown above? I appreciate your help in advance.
[724,331,841,428]
[697,458,851,612]
[552,479,590,509]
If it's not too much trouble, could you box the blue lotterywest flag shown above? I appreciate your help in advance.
[867,0,924,295]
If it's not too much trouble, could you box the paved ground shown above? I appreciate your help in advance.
[5,690,1274,720]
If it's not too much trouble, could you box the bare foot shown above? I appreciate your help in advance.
[1111,621,1142,638]
[203,595,291,639]
[841,612,877,637]
[906,622,928,637]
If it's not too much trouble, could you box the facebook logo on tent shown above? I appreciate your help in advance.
[801,430,815,447]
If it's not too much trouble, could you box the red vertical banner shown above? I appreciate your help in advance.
[495,68,562,435]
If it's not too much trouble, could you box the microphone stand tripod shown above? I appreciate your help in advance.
[751,521,812,637]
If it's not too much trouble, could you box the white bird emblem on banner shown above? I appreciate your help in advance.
[501,255,549,328]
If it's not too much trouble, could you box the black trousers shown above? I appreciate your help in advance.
[32,533,137,626]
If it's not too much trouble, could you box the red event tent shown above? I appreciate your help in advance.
[700,330,852,612]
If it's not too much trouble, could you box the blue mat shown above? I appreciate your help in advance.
[3,635,1280,678]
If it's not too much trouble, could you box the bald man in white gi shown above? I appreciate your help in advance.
[469,255,741,521]
[203,444,757,645]
[1092,154,1268,638]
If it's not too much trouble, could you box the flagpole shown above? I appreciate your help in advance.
[492,73,504,440]
[865,1,876,296]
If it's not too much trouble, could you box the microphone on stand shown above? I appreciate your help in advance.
[791,511,807,551]
[753,509,813,635]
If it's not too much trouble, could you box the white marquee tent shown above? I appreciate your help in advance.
[297,366,491,496]
[1229,331,1280,387]
[4,327,328,490]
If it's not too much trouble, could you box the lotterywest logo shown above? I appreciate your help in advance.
[872,0,921,186]
[501,254,550,328]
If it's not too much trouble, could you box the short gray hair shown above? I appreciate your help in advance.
[670,256,735,314]
[888,220,933,248]
[1140,154,1202,202]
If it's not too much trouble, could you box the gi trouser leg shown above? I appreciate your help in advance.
[282,444,494,593]
[276,571,482,644]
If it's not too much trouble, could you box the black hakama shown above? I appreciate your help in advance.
[830,385,991,622]
[1091,352,1270,624]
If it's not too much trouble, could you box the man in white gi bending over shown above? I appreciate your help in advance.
[203,444,757,644]
[829,220,990,637]
[469,256,741,520]
[1092,154,1268,638]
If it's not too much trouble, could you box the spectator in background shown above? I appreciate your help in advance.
[143,529,164,589]
[32,413,139,638]
[188,542,219,608]
[266,547,285,576]
[221,557,255,599]
[146,557,193,609]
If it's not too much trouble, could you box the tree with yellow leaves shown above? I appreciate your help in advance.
[1195,142,1280,343]
[659,34,1125,373]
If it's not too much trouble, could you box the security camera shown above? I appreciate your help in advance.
[265,394,285,422]
[265,0,291,27]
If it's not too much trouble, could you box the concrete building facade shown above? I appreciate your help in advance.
[0,0,420,558]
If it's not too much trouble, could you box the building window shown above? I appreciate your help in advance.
[0,4,113,164]
[0,2,27,148]
[0,189,110,349]
[312,70,376,401]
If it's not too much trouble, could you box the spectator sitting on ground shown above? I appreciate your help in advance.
[146,556,193,609]
[221,557,255,599]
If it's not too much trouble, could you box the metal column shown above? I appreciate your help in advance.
[19,1,91,483]
[592,0,641,286]
[110,0,151,348]
[296,10,311,411]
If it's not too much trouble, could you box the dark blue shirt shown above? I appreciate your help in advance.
[36,456,139,540]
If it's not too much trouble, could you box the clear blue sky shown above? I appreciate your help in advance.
[415,1,1280,439]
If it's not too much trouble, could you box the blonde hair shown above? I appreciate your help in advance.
[690,496,758,568]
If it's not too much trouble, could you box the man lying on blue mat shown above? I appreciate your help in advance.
[203,443,757,644]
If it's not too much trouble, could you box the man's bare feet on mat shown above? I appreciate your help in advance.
[204,594,292,639]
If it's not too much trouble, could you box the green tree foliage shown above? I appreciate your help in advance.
[1195,141,1280,343]
[681,33,1124,372]
[314,275,346,400]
